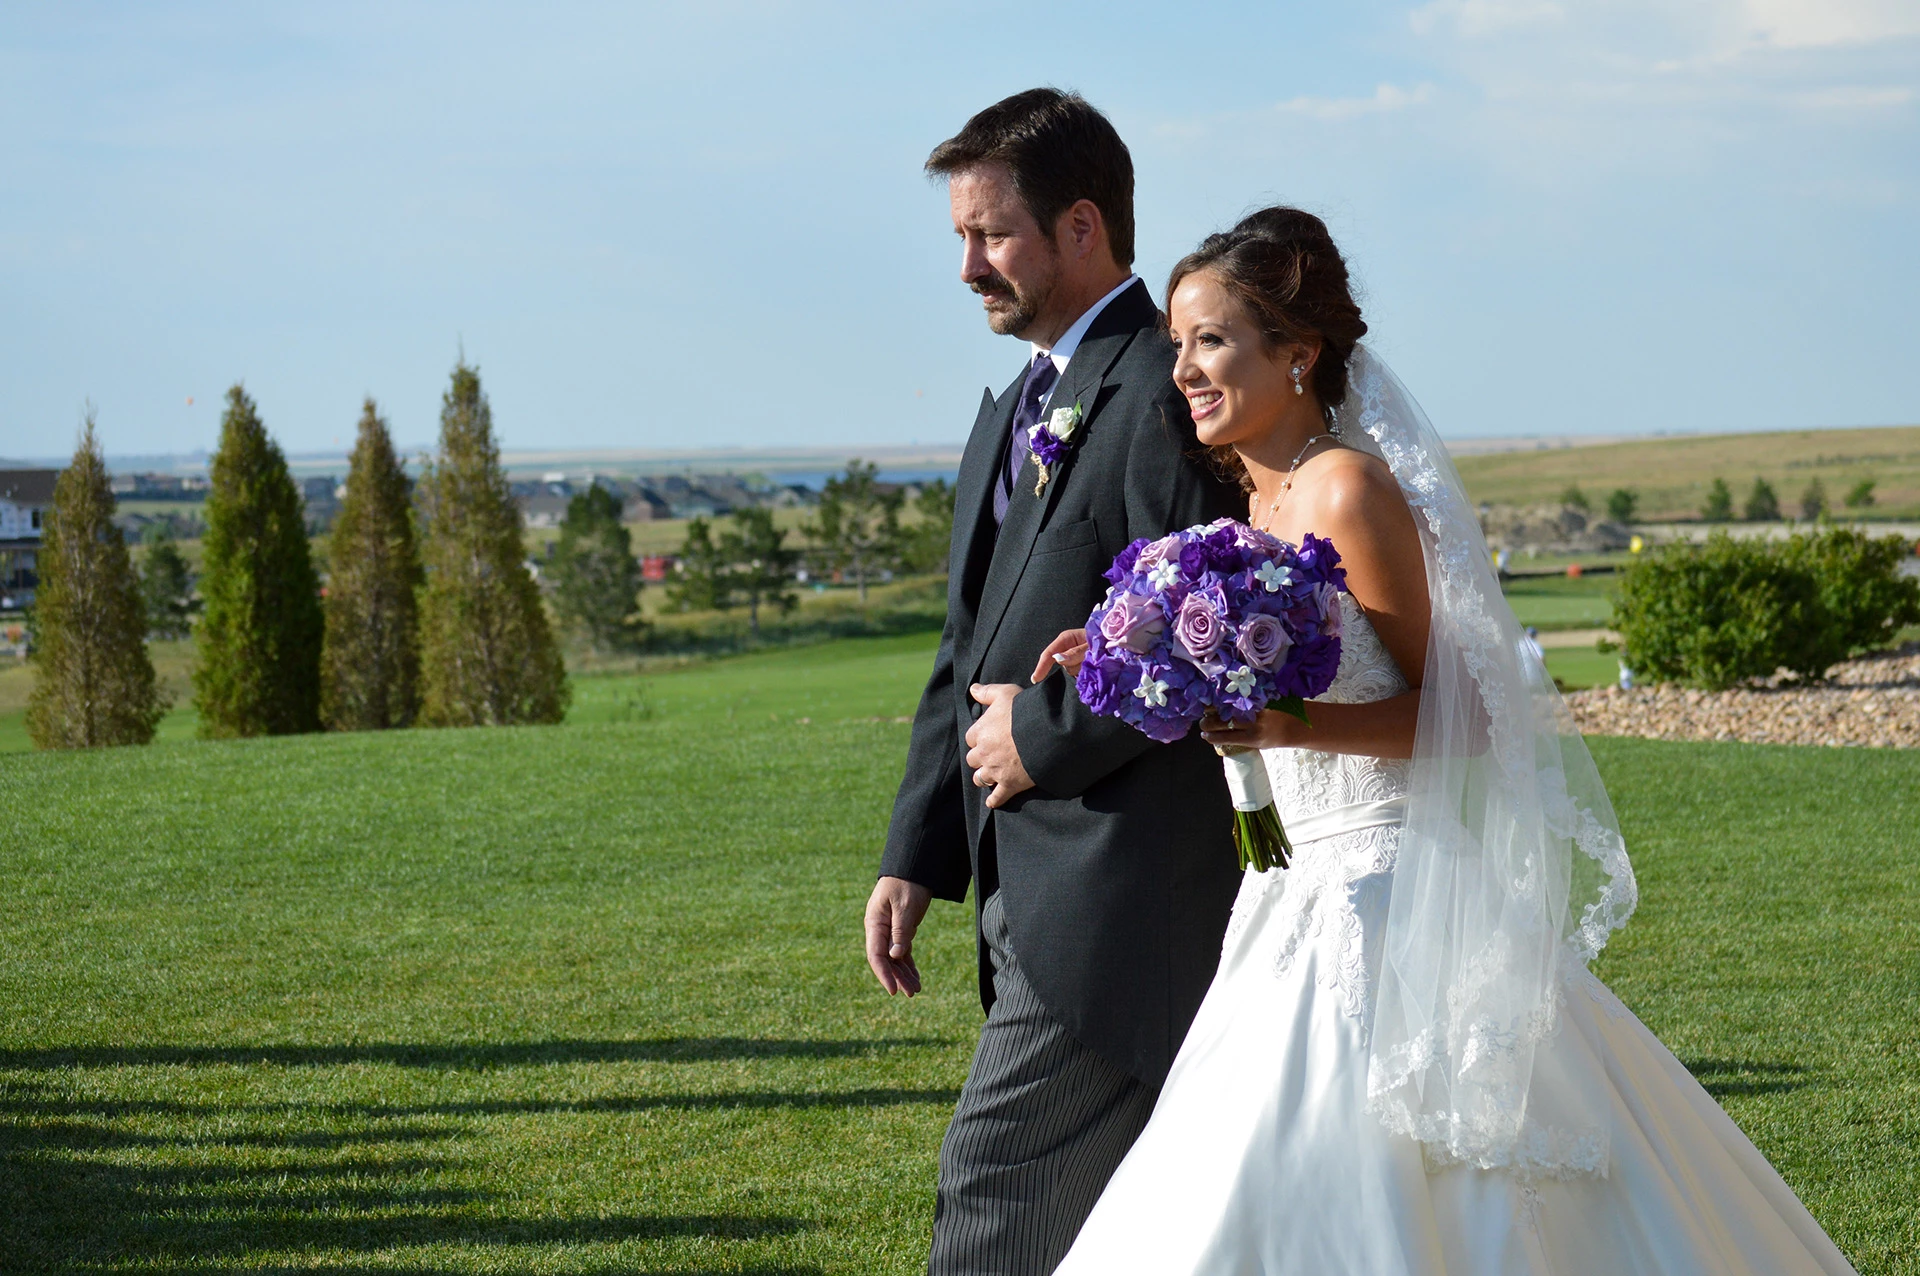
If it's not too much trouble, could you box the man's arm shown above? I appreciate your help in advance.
[878,614,973,899]
[1010,384,1237,798]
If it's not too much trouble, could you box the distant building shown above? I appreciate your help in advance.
[0,469,59,609]
[623,491,671,522]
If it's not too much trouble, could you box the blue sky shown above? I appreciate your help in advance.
[3,0,1917,458]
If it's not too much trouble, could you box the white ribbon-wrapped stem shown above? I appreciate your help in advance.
[1218,747,1273,812]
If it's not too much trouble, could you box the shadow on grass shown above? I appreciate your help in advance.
[0,1105,813,1265]
[1681,1058,1816,1098]
[1,1087,962,1121]
[0,1036,951,1070]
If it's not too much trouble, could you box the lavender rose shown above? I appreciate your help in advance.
[1173,586,1228,665]
[1234,611,1292,670]
[1099,592,1166,654]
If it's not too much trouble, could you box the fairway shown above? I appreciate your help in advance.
[2,635,1916,1273]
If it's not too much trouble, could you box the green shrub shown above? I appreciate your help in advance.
[1606,487,1639,523]
[1743,477,1780,522]
[1781,528,1920,657]
[1611,530,1920,690]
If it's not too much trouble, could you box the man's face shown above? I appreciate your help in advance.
[948,162,1060,338]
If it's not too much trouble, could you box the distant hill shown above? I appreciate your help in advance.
[1449,425,1920,520]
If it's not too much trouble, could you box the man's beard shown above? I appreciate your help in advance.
[973,265,1056,337]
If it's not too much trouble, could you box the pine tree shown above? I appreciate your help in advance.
[900,478,956,573]
[139,524,196,640]
[27,413,167,749]
[1701,477,1734,523]
[418,359,569,726]
[1743,477,1781,522]
[666,516,729,612]
[804,460,903,602]
[718,506,798,635]
[321,398,423,730]
[194,385,325,737]
[1799,478,1828,522]
[549,485,645,651]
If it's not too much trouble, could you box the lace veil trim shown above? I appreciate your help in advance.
[1338,347,1639,1180]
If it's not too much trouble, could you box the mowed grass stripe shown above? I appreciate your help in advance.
[0,635,1914,1271]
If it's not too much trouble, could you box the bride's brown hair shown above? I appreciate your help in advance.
[1166,207,1369,489]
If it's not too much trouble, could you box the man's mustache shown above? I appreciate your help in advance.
[971,272,1017,300]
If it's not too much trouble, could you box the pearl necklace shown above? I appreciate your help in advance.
[1254,432,1335,534]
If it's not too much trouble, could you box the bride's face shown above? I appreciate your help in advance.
[1169,271,1300,450]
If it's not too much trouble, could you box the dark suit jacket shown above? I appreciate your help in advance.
[880,280,1244,1086]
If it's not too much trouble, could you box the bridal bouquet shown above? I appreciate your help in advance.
[1074,519,1346,871]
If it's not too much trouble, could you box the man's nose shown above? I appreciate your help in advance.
[959,240,989,283]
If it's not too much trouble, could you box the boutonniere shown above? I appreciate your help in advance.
[1027,401,1084,496]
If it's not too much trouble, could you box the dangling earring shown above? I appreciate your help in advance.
[1290,367,1305,396]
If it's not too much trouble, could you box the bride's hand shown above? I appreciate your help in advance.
[1199,708,1304,752]
[1030,628,1090,684]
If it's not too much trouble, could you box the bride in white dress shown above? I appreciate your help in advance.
[1045,208,1857,1274]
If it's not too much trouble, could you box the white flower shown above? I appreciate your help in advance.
[1255,559,1295,592]
[1148,560,1180,591]
[1226,665,1257,697]
[1046,403,1082,440]
[1133,671,1170,708]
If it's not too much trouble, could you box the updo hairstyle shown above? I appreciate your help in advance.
[1166,207,1369,455]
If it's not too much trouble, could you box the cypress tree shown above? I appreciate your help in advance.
[321,398,423,730]
[418,359,568,726]
[193,384,324,737]
[27,413,167,749]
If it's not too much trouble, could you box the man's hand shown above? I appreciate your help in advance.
[865,876,932,996]
[965,683,1035,810]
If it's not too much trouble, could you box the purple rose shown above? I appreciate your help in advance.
[1098,592,1166,654]
[1315,581,1346,637]
[1234,612,1292,670]
[1172,585,1228,666]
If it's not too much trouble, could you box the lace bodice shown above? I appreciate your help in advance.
[1225,594,1414,1027]
[1264,593,1412,819]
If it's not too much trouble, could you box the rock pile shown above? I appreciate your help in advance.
[1565,643,1920,748]
[1479,504,1632,556]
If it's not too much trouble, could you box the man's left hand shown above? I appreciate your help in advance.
[966,683,1034,809]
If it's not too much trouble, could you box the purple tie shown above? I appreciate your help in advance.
[994,351,1061,525]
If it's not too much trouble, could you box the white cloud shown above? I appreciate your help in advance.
[1791,84,1916,108]
[1410,0,1565,37]
[1739,0,1920,49]
[1273,82,1436,120]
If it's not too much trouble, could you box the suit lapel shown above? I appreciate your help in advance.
[953,373,1025,617]
[966,281,1156,685]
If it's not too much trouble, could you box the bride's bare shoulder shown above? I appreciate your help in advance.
[1297,447,1405,527]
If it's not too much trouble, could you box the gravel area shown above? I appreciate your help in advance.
[1565,643,1920,748]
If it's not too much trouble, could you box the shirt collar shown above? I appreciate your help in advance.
[1031,274,1141,375]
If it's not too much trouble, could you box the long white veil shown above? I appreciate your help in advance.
[1334,346,1639,1179]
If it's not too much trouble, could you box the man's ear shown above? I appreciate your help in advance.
[1056,198,1107,264]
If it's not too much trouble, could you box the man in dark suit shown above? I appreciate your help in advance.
[862,89,1243,1274]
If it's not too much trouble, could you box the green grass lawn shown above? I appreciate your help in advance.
[1501,571,1619,632]
[2,635,1916,1272]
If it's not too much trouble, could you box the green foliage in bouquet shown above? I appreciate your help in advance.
[194,385,324,738]
[321,399,423,730]
[27,414,167,749]
[418,360,569,727]
[1609,530,1920,691]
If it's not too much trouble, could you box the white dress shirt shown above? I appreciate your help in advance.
[1032,274,1143,386]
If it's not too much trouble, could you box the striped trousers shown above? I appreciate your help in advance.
[928,891,1159,1275]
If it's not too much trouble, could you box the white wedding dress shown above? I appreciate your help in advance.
[1056,595,1857,1275]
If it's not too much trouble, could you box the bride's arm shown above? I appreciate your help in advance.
[1201,452,1430,760]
